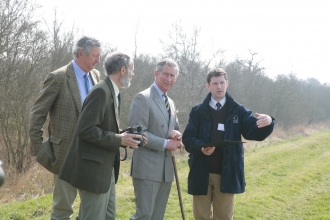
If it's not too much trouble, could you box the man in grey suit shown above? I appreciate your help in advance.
[29,36,102,220]
[60,51,142,220]
[129,58,183,220]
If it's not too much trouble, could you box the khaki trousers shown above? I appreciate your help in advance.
[51,174,78,220]
[78,169,116,220]
[193,174,234,220]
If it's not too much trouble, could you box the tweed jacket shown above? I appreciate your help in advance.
[28,61,102,174]
[59,77,121,193]
[129,85,180,182]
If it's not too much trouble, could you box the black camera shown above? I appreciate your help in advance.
[128,125,144,148]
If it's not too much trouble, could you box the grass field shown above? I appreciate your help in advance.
[0,130,330,219]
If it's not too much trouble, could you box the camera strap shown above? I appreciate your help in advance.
[120,146,128,161]
[119,129,128,161]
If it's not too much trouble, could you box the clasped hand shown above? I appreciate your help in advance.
[166,130,183,151]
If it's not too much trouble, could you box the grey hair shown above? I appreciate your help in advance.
[73,36,101,57]
[156,58,179,76]
[104,51,133,75]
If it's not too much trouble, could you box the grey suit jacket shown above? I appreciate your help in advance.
[29,62,102,174]
[59,77,121,194]
[129,85,179,182]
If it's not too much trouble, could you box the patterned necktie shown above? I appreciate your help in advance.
[163,93,171,117]
[84,74,91,94]
[216,102,222,110]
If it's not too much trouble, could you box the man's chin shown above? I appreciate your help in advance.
[165,85,172,90]
[121,82,131,89]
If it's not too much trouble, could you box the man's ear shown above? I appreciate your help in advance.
[120,66,126,75]
[77,49,83,57]
[206,83,210,90]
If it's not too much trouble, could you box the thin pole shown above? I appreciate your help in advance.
[171,151,186,220]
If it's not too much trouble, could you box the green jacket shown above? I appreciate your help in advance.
[59,77,121,193]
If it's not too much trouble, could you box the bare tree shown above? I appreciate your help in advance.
[161,22,225,126]
[231,51,267,109]
[0,0,80,173]
[45,8,77,72]
[133,20,140,59]
[0,0,48,172]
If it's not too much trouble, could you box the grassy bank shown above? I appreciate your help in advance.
[1,130,330,219]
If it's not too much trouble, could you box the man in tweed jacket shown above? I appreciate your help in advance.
[29,36,102,220]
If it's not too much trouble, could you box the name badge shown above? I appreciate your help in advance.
[218,123,225,131]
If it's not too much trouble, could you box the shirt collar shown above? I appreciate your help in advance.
[110,78,120,97]
[209,96,226,109]
[72,60,89,78]
[153,82,166,97]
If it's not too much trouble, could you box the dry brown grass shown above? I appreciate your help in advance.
[0,162,53,204]
[1,121,330,205]
[244,121,330,150]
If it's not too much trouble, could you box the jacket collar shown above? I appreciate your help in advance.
[66,61,82,112]
[196,92,237,119]
[104,77,120,130]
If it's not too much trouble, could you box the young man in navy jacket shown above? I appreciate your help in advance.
[182,68,275,220]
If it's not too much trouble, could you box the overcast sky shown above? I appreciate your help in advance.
[37,0,330,84]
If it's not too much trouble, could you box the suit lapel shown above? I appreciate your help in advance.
[167,98,176,131]
[105,77,120,131]
[151,86,170,123]
[66,62,82,112]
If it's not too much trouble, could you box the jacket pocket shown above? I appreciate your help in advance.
[37,138,56,172]
[50,135,62,144]
[81,151,105,164]
[49,135,62,167]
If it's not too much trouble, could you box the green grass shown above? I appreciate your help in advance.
[235,132,330,220]
[1,130,330,219]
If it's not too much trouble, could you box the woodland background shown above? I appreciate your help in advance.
[1,0,330,178]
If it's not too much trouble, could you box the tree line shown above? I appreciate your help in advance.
[1,0,330,173]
